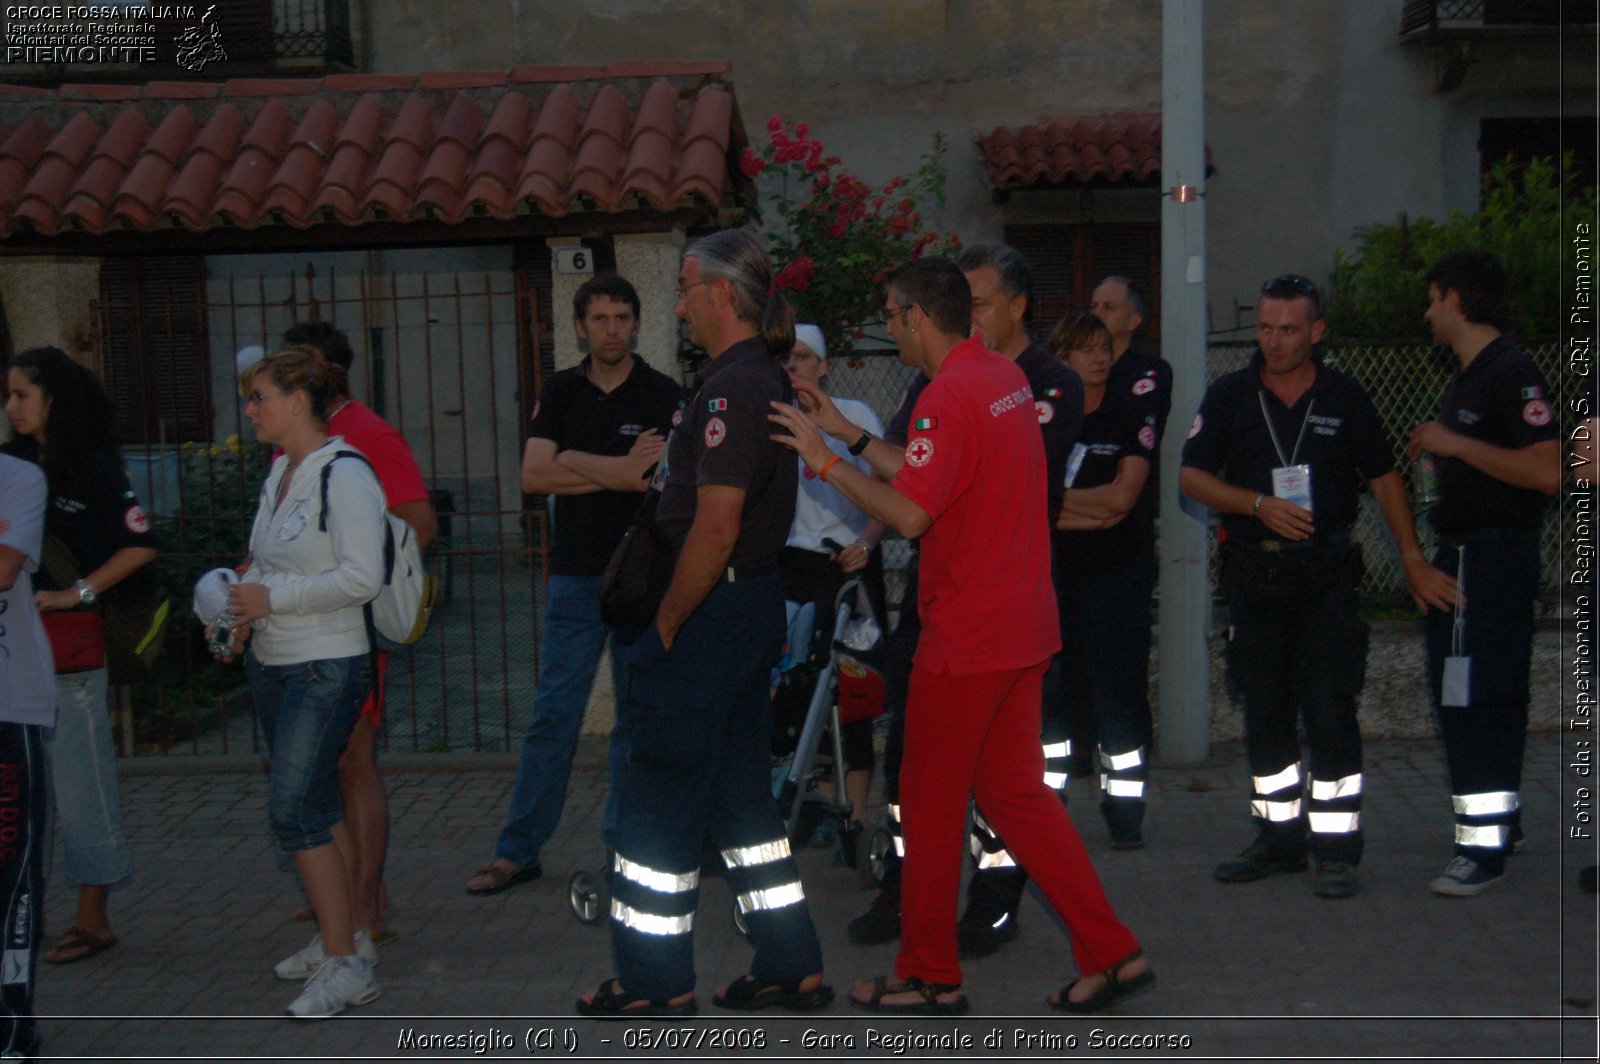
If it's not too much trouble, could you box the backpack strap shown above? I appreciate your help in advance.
[317,449,390,661]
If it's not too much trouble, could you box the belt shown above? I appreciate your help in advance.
[1232,528,1352,554]
[1439,528,1540,550]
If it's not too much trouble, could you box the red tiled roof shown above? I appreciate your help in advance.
[0,64,745,237]
[978,112,1213,191]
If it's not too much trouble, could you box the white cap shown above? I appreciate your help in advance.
[192,567,239,623]
[235,345,266,375]
[793,324,827,361]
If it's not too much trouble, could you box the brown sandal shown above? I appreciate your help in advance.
[849,975,968,1016]
[1050,950,1156,1013]
[465,860,542,896]
[45,926,119,965]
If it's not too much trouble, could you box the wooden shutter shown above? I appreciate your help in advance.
[99,256,211,445]
[1006,223,1162,349]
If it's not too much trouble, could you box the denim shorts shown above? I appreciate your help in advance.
[246,652,371,853]
[43,668,133,887]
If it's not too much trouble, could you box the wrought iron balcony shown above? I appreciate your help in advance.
[1401,0,1596,38]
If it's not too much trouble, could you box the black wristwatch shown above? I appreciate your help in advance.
[847,431,873,457]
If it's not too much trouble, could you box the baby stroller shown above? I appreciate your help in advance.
[772,570,889,887]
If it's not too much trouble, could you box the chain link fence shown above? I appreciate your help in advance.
[820,341,1568,616]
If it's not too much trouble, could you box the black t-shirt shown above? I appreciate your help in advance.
[1059,389,1158,572]
[1015,341,1085,524]
[1429,336,1558,536]
[528,356,681,575]
[885,373,931,447]
[2,444,159,596]
[655,338,797,570]
[1181,351,1395,544]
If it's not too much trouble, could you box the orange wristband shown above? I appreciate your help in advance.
[818,455,844,483]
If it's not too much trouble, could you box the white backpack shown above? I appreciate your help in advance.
[320,451,437,647]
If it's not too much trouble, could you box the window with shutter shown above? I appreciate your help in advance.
[98,256,212,445]
[1005,223,1162,349]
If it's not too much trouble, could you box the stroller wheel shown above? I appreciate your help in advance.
[732,901,750,939]
[867,829,893,887]
[568,870,607,925]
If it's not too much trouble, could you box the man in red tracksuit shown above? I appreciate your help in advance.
[771,256,1150,1016]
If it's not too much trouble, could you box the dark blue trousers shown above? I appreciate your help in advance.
[1425,534,1538,873]
[610,568,824,1000]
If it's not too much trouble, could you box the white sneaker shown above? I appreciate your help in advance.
[285,954,380,1019]
[275,930,378,981]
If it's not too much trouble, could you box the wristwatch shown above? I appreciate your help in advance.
[847,431,873,457]
[74,579,97,606]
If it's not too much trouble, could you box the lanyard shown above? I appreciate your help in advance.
[1451,545,1467,656]
[1258,392,1315,468]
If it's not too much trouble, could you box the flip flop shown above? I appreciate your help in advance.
[466,860,542,896]
[714,973,834,1011]
[575,978,697,1019]
[1050,950,1156,1013]
[45,926,119,965]
[849,975,968,1016]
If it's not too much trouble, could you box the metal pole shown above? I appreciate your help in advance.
[1157,0,1211,764]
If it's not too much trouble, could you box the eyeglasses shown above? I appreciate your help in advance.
[244,390,288,406]
[880,304,915,327]
[674,279,717,300]
[1261,275,1319,300]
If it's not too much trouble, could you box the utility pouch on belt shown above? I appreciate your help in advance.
[1221,539,1358,610]
[600,488,677,630]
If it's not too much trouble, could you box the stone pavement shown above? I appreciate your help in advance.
[39,734,1597,1062]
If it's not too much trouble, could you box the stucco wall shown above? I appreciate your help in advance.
[370,0,1591,337]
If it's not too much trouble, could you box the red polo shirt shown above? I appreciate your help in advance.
[891,336,1060,675]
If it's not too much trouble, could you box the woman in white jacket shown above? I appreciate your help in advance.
[219,346,388,1019]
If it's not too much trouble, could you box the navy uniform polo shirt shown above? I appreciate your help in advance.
[528,355,681,576]
[1108,344,1174,443]
[1016,340,1085,525]
[655,337,796,570]
[1181,350,1395,545]
[1429,335,1558,536]
[1059,389,1159,574]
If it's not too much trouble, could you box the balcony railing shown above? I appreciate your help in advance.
[1401,0,1596,37]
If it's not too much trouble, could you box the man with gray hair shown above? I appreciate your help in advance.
[579,230,830,1017]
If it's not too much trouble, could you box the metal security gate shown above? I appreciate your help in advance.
[100,249,553,755]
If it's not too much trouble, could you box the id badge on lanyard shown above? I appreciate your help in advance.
[1259,393,1316,517]
[1064,442,1088,489]
[1441,545,1470,707]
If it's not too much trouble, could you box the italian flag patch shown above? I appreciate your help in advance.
[1043,387,1064,398]
[708,397,728,412]
[914,417,938,430]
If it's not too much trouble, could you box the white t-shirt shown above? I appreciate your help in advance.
[0,454,57,727]
[787,396,886,553]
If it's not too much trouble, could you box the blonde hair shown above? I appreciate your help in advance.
[239,346,348,425]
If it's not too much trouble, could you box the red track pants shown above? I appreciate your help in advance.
[897,658,1140,986]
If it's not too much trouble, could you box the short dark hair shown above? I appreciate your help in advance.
[573,272,641,321]
[1259,274,1324,321]
[1425,250,1508,328]
[957,241,1035,322]
[282,321,355,371]
[1098,275,1146,318]
[885,257,971,337]
[1048,312,1111,359]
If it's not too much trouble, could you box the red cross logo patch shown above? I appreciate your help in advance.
[125,505,150,534]
[1522,400,1552,427]
[705,416,727,448]
[906,437,935,468]
[1035,400,1054,424]
[1133,377,1156,396]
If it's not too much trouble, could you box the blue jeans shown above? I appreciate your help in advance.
[44,668,133,887]
[495,573,629,865]
[247,652,371,853]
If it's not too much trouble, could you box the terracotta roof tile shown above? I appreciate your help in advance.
[978,112,1211,190]
[607,60,730,78]
[0,65,747,236]
[417,70,506,91]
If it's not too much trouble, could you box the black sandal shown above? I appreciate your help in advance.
[575,977,697,1019]
[714,973,834,1011]
[1050,950,1156,1013]
[849,975,968,1016]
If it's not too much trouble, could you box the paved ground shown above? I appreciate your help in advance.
[38,733,1598,1062]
